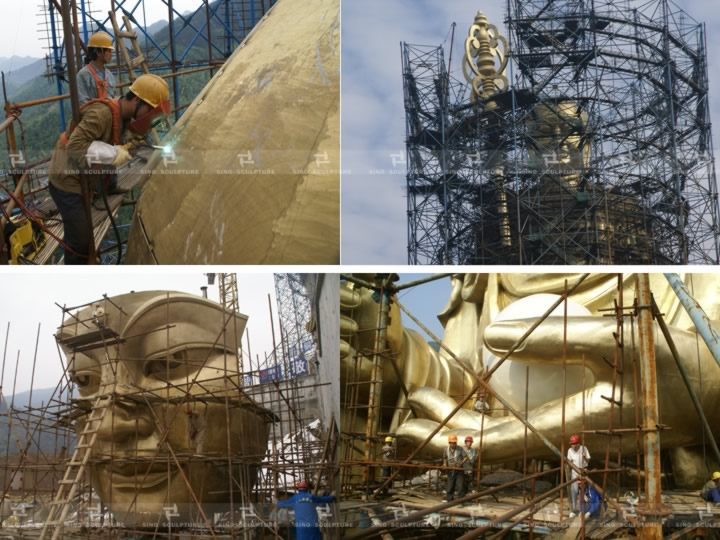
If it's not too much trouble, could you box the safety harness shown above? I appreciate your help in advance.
[86,62,109,100]
[58,98,122,147]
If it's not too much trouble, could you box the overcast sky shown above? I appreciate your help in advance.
[0,272,284,394]
[0,0,202,61]
[341,0,720,264]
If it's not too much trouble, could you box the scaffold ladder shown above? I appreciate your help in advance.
[39,391,112,540]
[108,11,162,143]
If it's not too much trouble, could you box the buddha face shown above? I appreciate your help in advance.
[59,292,270,523]
[526,101,589,181]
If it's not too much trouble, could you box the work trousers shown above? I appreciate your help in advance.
[446,470,464,501]
[571,479,583,513]
[49,183,90,265]
[463,472,474,495]
[704,487,720,503]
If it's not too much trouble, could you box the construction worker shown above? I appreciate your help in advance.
[78,31,116,104]
[701,471,720,504]
[566,434,590,517]
[381,436,395,495]
[461,435,477,495]
[48,73,170,264]
[275,481,336,540]
[442,434,466,502]
[582,482,603,519]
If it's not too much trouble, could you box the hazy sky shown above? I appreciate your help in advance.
[342,0,720,263]
[0,272,284,394]
[0,0,202,61]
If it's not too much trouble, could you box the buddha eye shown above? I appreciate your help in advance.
[71,371,100,393]
[144,350,189,379]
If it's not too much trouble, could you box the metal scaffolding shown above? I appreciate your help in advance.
[0,276,337,538]
[403,0,720,265]
[339,273,720,538]
[0,0,277,265]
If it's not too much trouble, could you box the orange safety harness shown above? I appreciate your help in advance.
[58,98,122,147]
[86,62,109,100]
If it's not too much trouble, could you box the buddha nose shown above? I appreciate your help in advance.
[96,400,154,443]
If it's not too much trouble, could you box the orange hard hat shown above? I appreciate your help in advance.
[448,434,458,443]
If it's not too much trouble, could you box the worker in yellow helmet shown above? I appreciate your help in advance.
[701,471,720,504]
[442,434,466,502]
[380,436,395,496]
[78,31,116,104]
[48,74,170,264]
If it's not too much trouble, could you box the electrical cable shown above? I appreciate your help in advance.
[99,177,122,264]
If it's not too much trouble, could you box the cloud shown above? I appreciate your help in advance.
[341,0,720,264]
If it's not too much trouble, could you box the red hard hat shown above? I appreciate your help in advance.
[569,434,580,444]
[296,481,309,490]
[465,436,474,443]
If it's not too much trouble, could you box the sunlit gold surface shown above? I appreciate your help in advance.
[125,0,339,264]
[527,101,589,184]
[58,292,270,520]
[341,274,720,487]
[463,11,508,102]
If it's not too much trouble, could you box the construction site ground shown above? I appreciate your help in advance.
[340,479,720,538]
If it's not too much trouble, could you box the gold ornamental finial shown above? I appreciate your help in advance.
[463,11,509,102]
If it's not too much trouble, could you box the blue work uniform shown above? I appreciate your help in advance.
[276,490,336,540]
[584,485,603,517]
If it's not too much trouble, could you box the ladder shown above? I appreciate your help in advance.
[39,392,112,540]
[108,11,163,144]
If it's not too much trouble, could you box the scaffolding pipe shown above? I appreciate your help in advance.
[48,1,66,131]
[346,468,560,539]
[665,273,720,370]
[372,274,589,495]
[634,274,665,539]
[364,276,391,487]
[457,480,574,540]
[651,296,720,465]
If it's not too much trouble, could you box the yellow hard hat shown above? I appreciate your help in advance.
[88,31,114,50]
[448,434,458,443]
[129,74,170,108]
[713,471,720,480]
[384,436,393,443]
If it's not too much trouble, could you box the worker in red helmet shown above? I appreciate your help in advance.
[275,480,336,540]
[461,436,478,496]
[566,434,590,517]
[442,434,467,502]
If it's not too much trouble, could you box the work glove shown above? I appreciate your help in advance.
[111,145,132,167]
[124,134,147,152]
